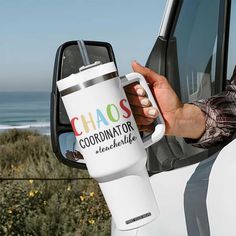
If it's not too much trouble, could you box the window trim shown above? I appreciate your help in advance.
[215,0,231,93]
[159,0,181,39]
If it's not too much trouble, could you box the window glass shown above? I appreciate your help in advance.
[59,44,112,125]
[169,0,221,159]
[227,0,236,80]
[170,0,220,157]
[173,0,220,103]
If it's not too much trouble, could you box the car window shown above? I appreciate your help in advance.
[147,0,223,173]
[168,0,221,158]
[227,0,236,80]
[172,0,220,102]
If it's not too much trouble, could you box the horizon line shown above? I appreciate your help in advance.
[0,90,51,93]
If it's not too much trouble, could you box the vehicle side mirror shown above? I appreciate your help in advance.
[50,40,117,169]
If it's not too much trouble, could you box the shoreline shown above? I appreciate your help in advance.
[0,127,51,136]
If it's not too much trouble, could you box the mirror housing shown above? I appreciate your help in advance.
[50,40,117,169]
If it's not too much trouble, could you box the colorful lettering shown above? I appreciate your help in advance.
[71,117,83,136]
[106,104,120,122]
[81,112,96,133]
[96,109,109,128]
[120,98,132,118]
[70,98,133,136]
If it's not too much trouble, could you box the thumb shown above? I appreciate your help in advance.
[131,61,163,85]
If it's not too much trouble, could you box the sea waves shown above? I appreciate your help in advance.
[0,122,50,135]
[0,92,50,135]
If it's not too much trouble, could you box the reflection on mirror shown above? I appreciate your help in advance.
[59,132,85,164]
[59,44,113,125]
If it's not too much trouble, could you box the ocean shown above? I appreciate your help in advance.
[0,92,50,135]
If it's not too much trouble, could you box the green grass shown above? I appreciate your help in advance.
[0,129,111,236]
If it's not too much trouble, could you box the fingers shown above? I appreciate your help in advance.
[124,83,146,96]
[131,105,158,119]
[132,107,157,130]
[127,94,151,107]
[134,114,155,126]
[132,106,158,128]
[125,83,149,107]
[131,60,165,86]
[138,124,154,132]
[125,84,158,118]
[125,82,158,130]
[125,63,163,133]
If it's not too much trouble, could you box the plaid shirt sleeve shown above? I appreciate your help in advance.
[186,70,236,149]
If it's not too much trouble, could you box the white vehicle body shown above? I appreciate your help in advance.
[112,139,236,236]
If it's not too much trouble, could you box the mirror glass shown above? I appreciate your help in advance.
[59,132,85,163]
[59,44,114,125]
[52,41,116,167]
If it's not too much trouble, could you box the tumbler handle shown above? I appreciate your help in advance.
[121,72,165,149]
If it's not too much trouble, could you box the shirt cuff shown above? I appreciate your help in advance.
[184,100,216,149]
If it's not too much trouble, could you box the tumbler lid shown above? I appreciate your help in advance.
[57,61,117,93]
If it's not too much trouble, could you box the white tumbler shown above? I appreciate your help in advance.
[57,61,165,230]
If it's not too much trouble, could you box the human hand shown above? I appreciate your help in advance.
[125,61,182,135]
[125,61,205,139]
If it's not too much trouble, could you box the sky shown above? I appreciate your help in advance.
[0,0,166,92]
